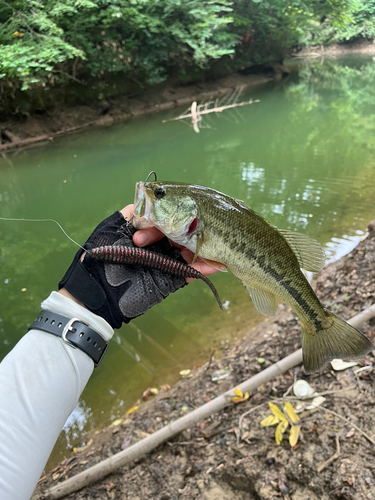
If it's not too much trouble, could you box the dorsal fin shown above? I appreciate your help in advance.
[278,229,325,273]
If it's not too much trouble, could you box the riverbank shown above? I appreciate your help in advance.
[34,220,375,500]
[0,72,270,153]
[2,41,375,155]
[295,40,375,58]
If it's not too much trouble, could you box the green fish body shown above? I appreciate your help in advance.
[133,180,373,373]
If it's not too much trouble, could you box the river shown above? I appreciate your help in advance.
[1,55,375,469]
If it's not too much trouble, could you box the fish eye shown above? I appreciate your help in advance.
[154,187,165,199]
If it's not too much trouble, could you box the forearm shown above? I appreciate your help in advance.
[0,292,113,500]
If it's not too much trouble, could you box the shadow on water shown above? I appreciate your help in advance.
[1,55,375,469]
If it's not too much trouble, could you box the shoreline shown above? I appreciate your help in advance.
[294,40,375,57]
[2,41,375,154]
[0,73,270,153]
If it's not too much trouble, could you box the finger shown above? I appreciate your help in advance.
[120,204,134,220]
[179,249,221,277]
[133,227,165,247]
[120,205,165,246]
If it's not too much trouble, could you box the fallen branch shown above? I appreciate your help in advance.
[162,98,259,123]
[317,434,341,473]
[39,305,375,499]
[161,86,260,133]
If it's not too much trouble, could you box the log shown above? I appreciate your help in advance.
[40,305,375,499]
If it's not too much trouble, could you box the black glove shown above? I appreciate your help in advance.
[59,211,187,329]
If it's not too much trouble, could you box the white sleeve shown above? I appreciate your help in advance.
[0,292,114,500]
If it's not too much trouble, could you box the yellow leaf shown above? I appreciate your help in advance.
[289,425,301,447]
[260,415,280,427]
[234,387,243,398]
[284,402,300,424]
[111,419,123,427]
[279,419,288,434]
[232,387,250,403]
[275,422,285,445]
[126,406,138,415]
[268,402,287,423]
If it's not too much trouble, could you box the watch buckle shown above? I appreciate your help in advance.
[62,317,85,349]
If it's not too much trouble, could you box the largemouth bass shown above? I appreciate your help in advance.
[132,180,373,373]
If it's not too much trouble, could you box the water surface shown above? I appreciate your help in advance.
[1,55,375,467]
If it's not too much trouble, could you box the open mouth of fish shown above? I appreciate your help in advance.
[133,181,152,229]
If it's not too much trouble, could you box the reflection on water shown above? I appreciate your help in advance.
[1,55,375,469]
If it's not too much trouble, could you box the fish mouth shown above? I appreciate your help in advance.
[133,181,153,229]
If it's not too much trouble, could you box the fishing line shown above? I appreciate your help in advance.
[0,217,87,252]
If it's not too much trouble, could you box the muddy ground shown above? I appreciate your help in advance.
[34,221,375,500]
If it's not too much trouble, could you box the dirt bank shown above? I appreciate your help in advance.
[34,220,375,500]
[295,40,375,58]
[0,73,270,153]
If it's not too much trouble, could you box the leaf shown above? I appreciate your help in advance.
[234,387,243,398]
[126,406,138,415]
[233,387,249,403]
[284,402,300,424]
[232,393,249,403]
[260,415,280,426]
[289,425,301,447]
[268,402,288,423]
[275,420,288,445]
[111,418,123,427]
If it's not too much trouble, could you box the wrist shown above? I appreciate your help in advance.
[58,288,86,308]
[41,291,114,342]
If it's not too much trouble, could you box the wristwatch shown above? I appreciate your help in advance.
[28,311,108,367]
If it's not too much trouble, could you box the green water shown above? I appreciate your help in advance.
[1,56,375,467]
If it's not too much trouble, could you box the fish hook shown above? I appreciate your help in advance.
[145,171,157,183]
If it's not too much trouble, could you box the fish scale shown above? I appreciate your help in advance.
[132,179,373,373]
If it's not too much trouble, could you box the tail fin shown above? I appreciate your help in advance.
[302,311,373,374]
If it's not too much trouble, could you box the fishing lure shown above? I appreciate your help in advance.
[90,245,223,310]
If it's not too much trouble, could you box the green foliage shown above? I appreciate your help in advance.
[0,0,236,90]
[0,0,85,89]
[301,0,375,46]
[226,0,354,68]
[0,0,374,110]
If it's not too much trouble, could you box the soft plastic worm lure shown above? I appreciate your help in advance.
[90,245,223,310]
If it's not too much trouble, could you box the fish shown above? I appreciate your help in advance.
[132,179,373,374]
[90,245,223,309]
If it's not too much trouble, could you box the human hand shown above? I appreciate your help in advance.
[121,204,222,280]
[59,206,221,329]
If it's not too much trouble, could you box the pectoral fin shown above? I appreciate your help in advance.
[191,233,203,265]
[278,229,325,273]
[246,285,277,317]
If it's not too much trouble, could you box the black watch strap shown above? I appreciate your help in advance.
[28,311,108,367]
